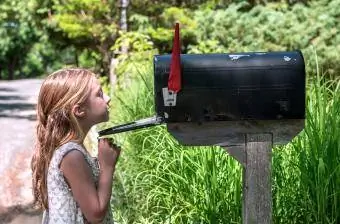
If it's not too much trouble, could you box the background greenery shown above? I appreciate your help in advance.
[1,0,339,223]
[1,0,339,80]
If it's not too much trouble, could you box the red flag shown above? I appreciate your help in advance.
[168,23,181,93]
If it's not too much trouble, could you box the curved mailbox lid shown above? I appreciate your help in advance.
[154,50,305,123]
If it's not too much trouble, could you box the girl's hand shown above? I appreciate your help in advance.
[97,138,121,170]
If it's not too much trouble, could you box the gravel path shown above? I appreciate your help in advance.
[0,79,43,224]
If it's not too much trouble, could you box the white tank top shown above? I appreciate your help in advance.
[42,141,114,224]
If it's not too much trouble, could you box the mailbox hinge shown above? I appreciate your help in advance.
[162,87,177,107]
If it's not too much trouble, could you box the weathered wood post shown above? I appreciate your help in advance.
[226,133,273,224]
[243,133,272,224]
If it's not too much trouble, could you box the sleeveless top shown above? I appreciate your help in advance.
[42,141,114,224]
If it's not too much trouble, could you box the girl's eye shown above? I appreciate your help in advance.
[98,90,103,97]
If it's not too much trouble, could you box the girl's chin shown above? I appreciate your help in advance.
[95,114,110,125]
[103,113,110,122]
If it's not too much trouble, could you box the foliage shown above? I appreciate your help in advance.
[127,0,340,78]
[188,0,340,76]
[130,0,210,16]
[34,0,120,76]
[51,0,118,40]
[1,0,338,79]
[272,60,340,223]
[0,0,41,79]
[109,31,158,89]
[130,7,198,53]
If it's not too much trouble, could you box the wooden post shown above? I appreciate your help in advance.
[244,133,272,224]
[226,133,273,224]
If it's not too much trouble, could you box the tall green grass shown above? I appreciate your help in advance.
[272,65,340,223]
[105,60,340,223]
[300,64,340,224]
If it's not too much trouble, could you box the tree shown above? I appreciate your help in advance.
[0,0,41,79]
[33,0,122,78]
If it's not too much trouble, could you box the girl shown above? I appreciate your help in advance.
[31,68,120,223]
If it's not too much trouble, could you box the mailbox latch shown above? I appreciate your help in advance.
[162,87,177,106]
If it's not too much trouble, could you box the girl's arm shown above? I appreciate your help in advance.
[61,139,120,223]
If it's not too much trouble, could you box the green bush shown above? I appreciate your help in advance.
[189,0,340,77]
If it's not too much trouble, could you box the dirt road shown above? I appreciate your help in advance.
[0,79,43,224]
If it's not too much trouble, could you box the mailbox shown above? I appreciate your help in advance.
[152,50,305,146]
[99,50,305,146]
[154,51,305,123]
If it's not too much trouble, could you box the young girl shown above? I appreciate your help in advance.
[31,68,121,223]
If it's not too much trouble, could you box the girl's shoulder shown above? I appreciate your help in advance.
[58,141,86,154]
[50,141,89,168]
[51,141,100,181]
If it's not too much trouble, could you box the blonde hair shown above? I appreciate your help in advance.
[31,68,96,210]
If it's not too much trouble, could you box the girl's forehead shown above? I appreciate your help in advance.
[90,77,101,89]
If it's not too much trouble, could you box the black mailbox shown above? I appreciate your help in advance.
[153,50,305,146]
[154,51,305,123]
[99,50,305,146]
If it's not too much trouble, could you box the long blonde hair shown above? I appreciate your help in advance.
[31,68,95,210]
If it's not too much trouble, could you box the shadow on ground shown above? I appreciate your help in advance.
[0,203,41,223]
[0,87,16,92]
[0,92,37,121]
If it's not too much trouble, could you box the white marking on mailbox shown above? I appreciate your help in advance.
[229,54,250,60]
[162,87,177,106]
[284,56,291,61]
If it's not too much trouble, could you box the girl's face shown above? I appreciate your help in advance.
[83,78,111,126]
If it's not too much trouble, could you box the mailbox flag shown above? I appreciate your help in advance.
[168,23,181,93]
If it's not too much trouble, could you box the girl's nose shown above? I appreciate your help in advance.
[104,94,111,104]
